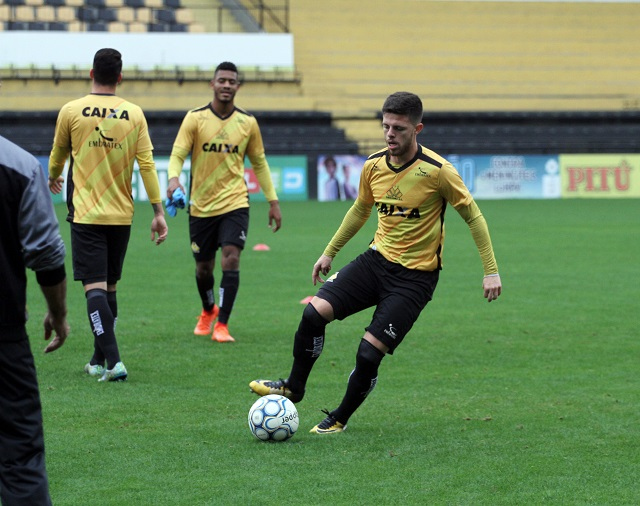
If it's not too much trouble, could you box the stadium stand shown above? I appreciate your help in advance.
[0,0,203,31]
[1,1,640,157]
[0,110,360,158]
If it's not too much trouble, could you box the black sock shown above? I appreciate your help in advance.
[287,303,328,395]
[332,339,384,425]
[91,290,118,366]
[218,270,239,324]
[86,288,120,370]
[196,271,215,312]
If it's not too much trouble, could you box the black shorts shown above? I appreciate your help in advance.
[316,249,439,354]
[189,208,249,262]
[70,223,131,285]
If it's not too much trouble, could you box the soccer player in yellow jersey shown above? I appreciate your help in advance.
[251,92,502,433]
[167,61,282,343]
[48,48,168,382]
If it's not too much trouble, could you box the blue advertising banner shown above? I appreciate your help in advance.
[448,154,561,199]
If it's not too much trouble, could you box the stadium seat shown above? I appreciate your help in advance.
[28,20,46,29]
[47,20,66,30]
[127,20,146,31]
[14,5,35,22]
[5,0,25,6]
[116,6,135,23]
[124,0,144,8]
[108,20,126,31]
[77,6,99,22]
[169,23,187,32]
[148,22,167,31]
[145,0,163,7]
[99,7,118,22]
[8,20,29,29]
[85,0,105,6]
[163,0,180,7]
[24,0,43,6]
[56,6,75,22]
[44,0,65,6]
[175,8,192,25]
[135,7,151,23]
[154,9,175,24]
[36,5,55,22]
[88,21,107,30]
[187,23,204,33]
[0,5,10,21]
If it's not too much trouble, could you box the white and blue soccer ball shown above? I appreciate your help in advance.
[248,394,299,441]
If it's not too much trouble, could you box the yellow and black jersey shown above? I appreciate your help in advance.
[359,145,475,271]
[168,104,278,218]
[50,93,158,225]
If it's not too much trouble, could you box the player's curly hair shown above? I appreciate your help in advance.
[382,92,423,125]
[93,48,122,86]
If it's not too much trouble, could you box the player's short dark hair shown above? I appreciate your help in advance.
[93,48,122,86]
[382,92,424,125]
[214,61,241,80]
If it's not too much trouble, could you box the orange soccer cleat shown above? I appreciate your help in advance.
[212,322,235,343]
[193,305,219,336]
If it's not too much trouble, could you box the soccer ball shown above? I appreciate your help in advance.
[248,394,299,441]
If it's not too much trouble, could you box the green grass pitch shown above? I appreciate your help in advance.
[26,198,640,505]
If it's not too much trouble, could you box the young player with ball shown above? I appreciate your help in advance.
[250,92,502,434]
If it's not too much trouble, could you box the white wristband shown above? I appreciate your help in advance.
[484,273,499,278]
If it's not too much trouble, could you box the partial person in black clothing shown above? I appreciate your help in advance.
[0,135,69,506]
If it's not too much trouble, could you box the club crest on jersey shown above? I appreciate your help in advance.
[82,107,130,120]
[386,185,403,200]
[202,142,239,153]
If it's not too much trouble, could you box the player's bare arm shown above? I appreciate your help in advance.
[151,202,168,245]
[268,200,282,232]
[166,176,185,200]
[48,176,64,195]
[312,254,333,285]
[483,274,502,302]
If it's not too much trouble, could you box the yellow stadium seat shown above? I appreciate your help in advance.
[14,5,35,22]
[175,8,193,25]
[56,6,75,22]
[36,4,55,21]
[0,5,10,21]
[117,6,135,23]
[108,21,127,31]
[128,20,146,32]
[135,7,151,23]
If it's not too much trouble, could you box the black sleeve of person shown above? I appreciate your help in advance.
[35,264,66,287]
